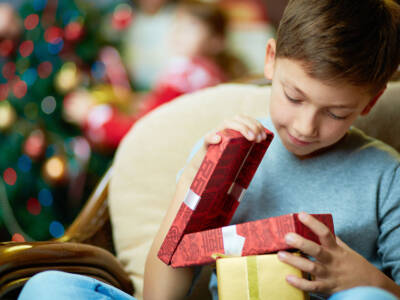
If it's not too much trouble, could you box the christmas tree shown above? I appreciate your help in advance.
[0,0,134,241]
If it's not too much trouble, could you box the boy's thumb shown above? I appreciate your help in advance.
[205,133,221,146]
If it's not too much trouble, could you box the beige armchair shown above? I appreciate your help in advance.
[0,80,399,300]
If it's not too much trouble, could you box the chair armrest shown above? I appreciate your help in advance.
[0,241,134,297]
[58,167,115,253]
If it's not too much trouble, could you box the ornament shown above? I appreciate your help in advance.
[37,61,53,79]
[64,21,84,41]
[0,101,16,131]
[24,14,39,31]
[63,90,95,126]
[111,3,133,31]
[3,167,17,186]
[90,84,131,111]
[24,129,45,160]
[55,62,81,93]
[42,155,68,185]
[84,104,136,150]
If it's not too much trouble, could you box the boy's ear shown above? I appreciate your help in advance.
[264,39,276,80]
[361,87,386,115]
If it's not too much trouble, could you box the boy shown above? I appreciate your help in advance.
[144,0,400,299]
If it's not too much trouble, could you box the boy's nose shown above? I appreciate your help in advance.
[292,109,318,139]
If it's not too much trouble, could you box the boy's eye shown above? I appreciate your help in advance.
[326,110,348,120]
[284,91,301,103]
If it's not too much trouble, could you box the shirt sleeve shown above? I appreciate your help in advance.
[377,163,400,284]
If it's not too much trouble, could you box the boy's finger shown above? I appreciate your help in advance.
[232,115,266,142]
[285,275,327,294]
[283,233,330,262]
[239,115,267,138]
[204,132,221,146]
[222,119,257,141]
[277,251,325,277]
[297,212,336,248]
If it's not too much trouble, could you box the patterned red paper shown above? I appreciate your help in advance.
[158,128,274,264]
[171,213,335,267]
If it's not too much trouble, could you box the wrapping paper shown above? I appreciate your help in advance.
[158,128,274,264]
[216,254,309,300]
[171,213,334,267]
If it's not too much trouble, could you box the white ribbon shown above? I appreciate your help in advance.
[222,225,246,255]
[183,189,201,210]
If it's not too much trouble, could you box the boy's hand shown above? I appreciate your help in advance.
[277,212,399,296]
[204,115,268,146]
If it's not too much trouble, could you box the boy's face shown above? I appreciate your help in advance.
[265,42,374,157]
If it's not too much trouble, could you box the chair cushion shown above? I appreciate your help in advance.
[109,81,400,299]
[353,81,400,152]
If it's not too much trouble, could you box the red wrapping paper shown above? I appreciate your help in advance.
[171,213,335,267]
[158,128,274,265]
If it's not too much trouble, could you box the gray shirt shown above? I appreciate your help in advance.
[202,117,400,299]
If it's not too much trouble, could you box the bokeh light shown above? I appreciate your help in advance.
[91,61,105,80]
[19,40,34,57]
[2,61,16,80]
[49,221,64,238]
[0,83,9,100]
[24,129,45,159]
[0,101,16,129]
[3,168,17,186]
[13,80,28,99]
[27,197,42,215]
[41,95,56,114]
[0,40,14,57]
[43,156,66,182]
[24,14,39,30]
[65,21,83,41]
[48,39,64,55]
[33,0,47,12]
[15,58,30,74]
[18,155,32,173]
[72,136,91,162]
[112,3,133,30]
[22,68,38,86]
[38,188,53,206]
[11,233,25,242]
[44,27,63,44]
[37,61,53,78]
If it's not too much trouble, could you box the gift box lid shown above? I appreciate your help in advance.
[158,128,274,264]
[171,213,335,267]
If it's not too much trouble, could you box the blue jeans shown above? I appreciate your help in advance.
[18,271,398,300]
[328,286,398,300]
[18,271,136,300]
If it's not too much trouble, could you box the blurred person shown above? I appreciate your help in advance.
[135,0,246,118]
[123,0,178,91]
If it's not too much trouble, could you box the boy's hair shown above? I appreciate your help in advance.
[276,0,400,94]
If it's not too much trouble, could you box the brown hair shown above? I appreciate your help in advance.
[178,0,247,79]
[276,0,400,93]
[178,0,227,39]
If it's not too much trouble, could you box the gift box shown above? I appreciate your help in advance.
[158,128,274,265]
[171,213,334,267]
[216,253,309,300]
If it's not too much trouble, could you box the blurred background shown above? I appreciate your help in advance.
[0,0,287,242]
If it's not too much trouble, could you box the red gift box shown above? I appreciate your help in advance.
[171,213,334,267]
[158,128,274,265]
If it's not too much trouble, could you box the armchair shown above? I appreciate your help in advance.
[0,80,399,300]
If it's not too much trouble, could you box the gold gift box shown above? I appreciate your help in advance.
[216,254,309,300]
